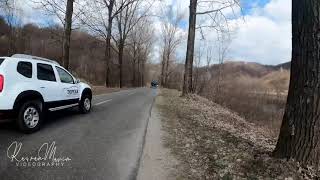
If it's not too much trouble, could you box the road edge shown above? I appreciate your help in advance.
[132,90,156,180]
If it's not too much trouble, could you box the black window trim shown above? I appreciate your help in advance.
[55,66,75,84]
[37,63,57,82]
[17,61,33,78]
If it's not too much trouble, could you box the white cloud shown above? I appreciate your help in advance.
[229,0,292,65]
[173,0,292,65]
[7,0,62,26]
[261,0,291,22]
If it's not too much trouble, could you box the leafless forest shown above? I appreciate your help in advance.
[0,0,155,87]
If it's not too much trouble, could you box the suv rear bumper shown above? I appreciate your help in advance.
[0,110,15,120]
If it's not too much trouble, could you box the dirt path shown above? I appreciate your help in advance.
[137,95,179,180]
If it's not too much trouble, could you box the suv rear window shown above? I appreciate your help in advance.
[17,61,32,78]
[37,63,56,82]
[0,59,4,66]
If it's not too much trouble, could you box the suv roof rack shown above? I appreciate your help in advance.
[11,54,60,65]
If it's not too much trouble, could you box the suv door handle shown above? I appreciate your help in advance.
[40,87,45,89]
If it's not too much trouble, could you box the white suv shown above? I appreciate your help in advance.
[0,54,92,133]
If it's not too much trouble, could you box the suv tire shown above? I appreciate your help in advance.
[16,100,43,134]
[79,94,91,114]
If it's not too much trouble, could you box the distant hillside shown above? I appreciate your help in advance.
[206,61,291,92]
[209,61,274,78]
[153,60,291,91]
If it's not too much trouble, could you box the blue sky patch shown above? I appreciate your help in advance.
[241,0,270,14]
[179,20,188,30]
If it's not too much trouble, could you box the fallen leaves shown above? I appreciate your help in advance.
[157,89,317,180]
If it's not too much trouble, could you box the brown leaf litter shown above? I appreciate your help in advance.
[156,89,319,180]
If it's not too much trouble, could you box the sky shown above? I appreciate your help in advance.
[14,0,292,66]
[241,0,270,14]
[152,0,291,65]
[230,0,291,65]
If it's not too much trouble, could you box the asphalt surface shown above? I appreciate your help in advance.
[0,88,158,180]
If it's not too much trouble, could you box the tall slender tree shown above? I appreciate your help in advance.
[0,0,21,56]
[273,0,320,166]
[113,0,151,88]
[34,0,84,69]
[182,0,240,96]
[182,0,197,95]
[62,0,74,70]
[81,0,136,87]
[128,18,153,87]
[104,0,134,87]
[159,5,183,87]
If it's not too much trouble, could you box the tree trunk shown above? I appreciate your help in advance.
[216,62,223,96]
[118,42,124,88]
[132,49,137,87]
[164,49,170,86]
[132,61,136,87]
[104,41,110,86]
[273,0,320,166]
[160,50,166,87]
[105,0,115,87]
[141,59,145,87]
[8,24,16,56]
[182,0,197,96]
[62,0,74,70]
[137,58,141,86]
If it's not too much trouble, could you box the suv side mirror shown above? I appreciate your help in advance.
[75,79,80,84]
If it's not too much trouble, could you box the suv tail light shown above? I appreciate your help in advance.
[0,74,3,92]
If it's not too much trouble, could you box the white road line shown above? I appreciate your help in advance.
[94,99,112,106]
[128,92,136,96]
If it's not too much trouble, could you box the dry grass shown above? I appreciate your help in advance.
[198,69,290,137]
[261,69,290,90]
[211,90,286,137]
[157,89,315,179]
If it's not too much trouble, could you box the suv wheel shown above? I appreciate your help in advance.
[17,100,43,133]
[79,95,91,114]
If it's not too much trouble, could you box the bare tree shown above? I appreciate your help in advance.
[129,28,140,87]
[160,48,166,85]
[128,18,153,87]
[182,0,197,95]
[62,0,74,70]
[113,0,151,88]
[80,0,137,87]
[159,5,183,87]
[139,37,153,86]
[0,0,22,55]
[182,0,240,96]
[215,32,231,96]
[193,42,204,92]
[33,0,88,69]
[197,45,213,94]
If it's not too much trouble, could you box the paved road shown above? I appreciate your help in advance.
[0,88,157,180]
